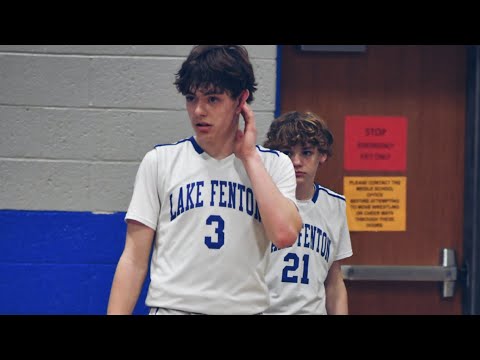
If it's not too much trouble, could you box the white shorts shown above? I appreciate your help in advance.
[149,307,263,315]
[149,307,204,315]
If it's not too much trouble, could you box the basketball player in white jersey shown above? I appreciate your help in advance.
[263,111,353,314]
[107,45,302,315]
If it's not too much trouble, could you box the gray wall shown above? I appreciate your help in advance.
[0,45,278,212]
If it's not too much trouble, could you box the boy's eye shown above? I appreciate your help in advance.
[303,150,313,156]
[185,95,195,102]
[208,97,220,104]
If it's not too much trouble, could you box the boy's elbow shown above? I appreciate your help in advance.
[269,208,302,249]
[273,222,301,249]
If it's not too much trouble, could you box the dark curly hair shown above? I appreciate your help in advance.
[264,111,333,157]
[174,45,257,103]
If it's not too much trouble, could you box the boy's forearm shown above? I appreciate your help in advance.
[326,290,348,315]
[107,258,148,315]
[242,154,301,249]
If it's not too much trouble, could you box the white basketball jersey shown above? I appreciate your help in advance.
[125,136,297,315]
[263,184,353,315]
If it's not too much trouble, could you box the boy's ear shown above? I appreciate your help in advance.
[319,153,328,165]
[236,90,250,114]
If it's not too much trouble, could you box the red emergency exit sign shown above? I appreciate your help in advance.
[344,115,407,171]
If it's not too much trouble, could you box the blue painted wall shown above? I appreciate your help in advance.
[0,210,149,315]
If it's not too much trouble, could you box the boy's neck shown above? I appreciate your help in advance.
[196,135,235,160]
[296,182,315,201]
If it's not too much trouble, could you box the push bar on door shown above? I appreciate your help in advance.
[340,248,457,298]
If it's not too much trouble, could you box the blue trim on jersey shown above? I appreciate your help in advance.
[154,137,195,150]
[313,184,346,203]
[154,137,204,155]
[256,145,280,157]
[154,140,279,156]
[311,185,320,203]
[188,136,204,154]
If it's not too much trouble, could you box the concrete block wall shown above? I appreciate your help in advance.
[0,45,278,314]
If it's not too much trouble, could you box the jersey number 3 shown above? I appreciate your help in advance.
[282,253,310,284]
[205,215,225,249]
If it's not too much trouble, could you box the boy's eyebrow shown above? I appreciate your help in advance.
[202,89,222,95]
[186,89,223,96]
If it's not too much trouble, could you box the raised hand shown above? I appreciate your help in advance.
[234,102,258,161]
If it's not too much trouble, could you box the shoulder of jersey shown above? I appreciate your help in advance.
[314,184,346,205]
[255,145,284,158]
[152,141,286,158]
[313,185,347,220]
[154,136,195,150]
[152,137,206,158]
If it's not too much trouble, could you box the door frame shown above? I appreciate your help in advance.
[463,45,480,315]
[275,45,480,314]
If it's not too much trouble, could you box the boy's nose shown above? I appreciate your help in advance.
[291,154,302,165]
[194,102,207,116]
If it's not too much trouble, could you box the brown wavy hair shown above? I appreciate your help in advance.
[263,111,333,157]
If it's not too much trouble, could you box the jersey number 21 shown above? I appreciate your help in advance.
[282,253,310,284]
